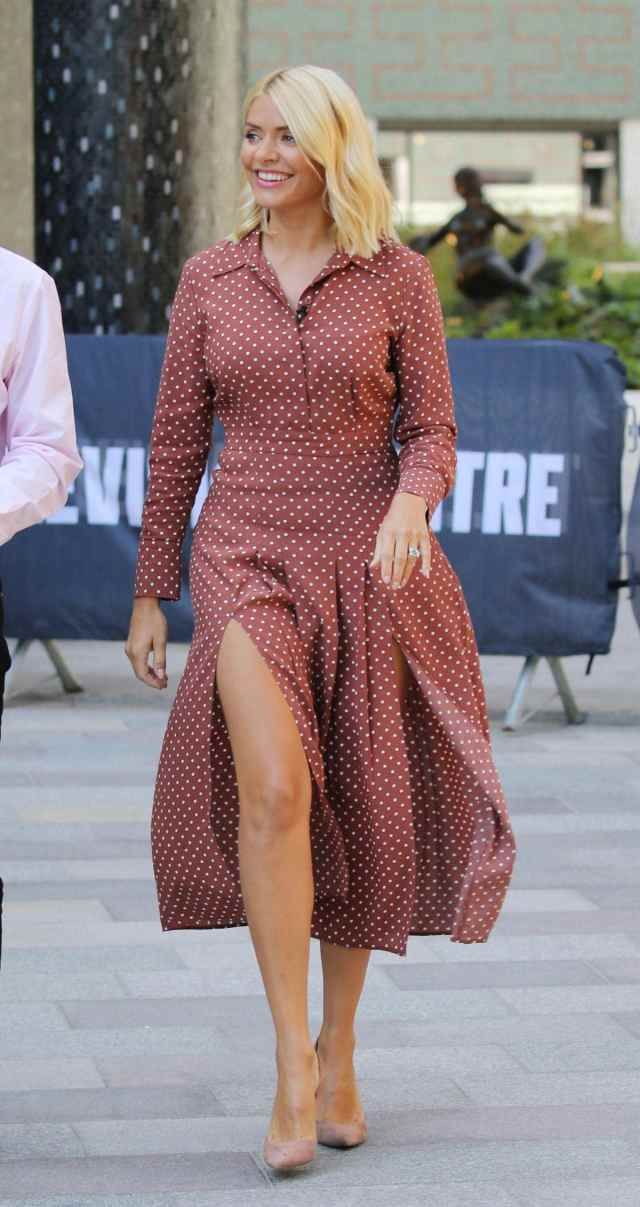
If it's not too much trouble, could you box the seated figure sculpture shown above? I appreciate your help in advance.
[409,166,546,303]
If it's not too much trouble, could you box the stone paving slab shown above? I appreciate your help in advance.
[613,1011,640,1037]
[512,812,640,833]
[504,1032,640,1073]
[0,1085,225,1124]
[255,1138,640,1186]
[0,1154,265,1199]
[2,947,186,974]
[427,932,640,961]
[5,881,157,902]
[366,1102,640,1143]
[588,958,640,982]
[454,1069,640,1105]
[0,1059,104,1093]
[0,1124,86,1161]
[505,1175,640,1207]
[494,984,640,1014]
[336,1012,629,1048]
[500,888,598,910]
[0,860,154,883]
[487,908,640,934]
[0,1186,519,1207]
[383,958,609,988]
[114,966,269,998]
[5,900,115,925]
[0,973,128,1003]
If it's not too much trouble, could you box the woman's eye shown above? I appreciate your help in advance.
[244,131,295,143]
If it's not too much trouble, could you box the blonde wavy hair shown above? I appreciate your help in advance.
[228,64,401,257]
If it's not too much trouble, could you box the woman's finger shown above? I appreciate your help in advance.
[378,528,396,584]
[371,524,430,589]
[390,535,408,589]
[125,638,163,690]
[137,652,160,688]
[152,630,167,685]
[419,529,431,577]
[399,545,416,588]
[368,529,381,570]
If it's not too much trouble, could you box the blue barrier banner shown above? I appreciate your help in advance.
[1,336,626,656]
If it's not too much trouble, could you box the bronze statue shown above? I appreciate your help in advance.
[409,167,546,302]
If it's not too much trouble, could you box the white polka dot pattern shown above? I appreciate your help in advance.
[133,226,517,955]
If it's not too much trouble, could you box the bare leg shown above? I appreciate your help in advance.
[215,618,317,1144]
[316,635,413,1122]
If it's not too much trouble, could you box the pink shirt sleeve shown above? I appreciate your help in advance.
[0,263,83,544]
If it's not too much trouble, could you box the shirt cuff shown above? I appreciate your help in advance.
[396,467,446,522]
[133,539,182,601]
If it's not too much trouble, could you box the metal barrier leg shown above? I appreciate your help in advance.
[4,638,84,697]
[503,653,587,729]
[503,654,540,731]
[546,656,587,724]
[41,640,84,694]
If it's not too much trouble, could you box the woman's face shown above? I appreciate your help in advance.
[240,93,326,215]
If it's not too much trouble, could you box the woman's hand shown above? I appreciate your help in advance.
[125,597,168,689]
[369,491,431,589]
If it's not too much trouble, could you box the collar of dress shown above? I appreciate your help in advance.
[205,226,390,280]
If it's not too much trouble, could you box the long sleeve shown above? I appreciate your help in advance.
[0,271,83,545]
[392,253,457,522]
[133,260,215,600]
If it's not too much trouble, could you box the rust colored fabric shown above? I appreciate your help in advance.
[133,226,517,955]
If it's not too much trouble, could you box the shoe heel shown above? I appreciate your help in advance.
[314,1035,368,1149]
[315,1118,368,1148]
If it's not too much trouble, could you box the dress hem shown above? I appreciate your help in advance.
[159,916,491,958]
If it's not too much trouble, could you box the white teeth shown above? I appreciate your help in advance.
[256,172,290,181]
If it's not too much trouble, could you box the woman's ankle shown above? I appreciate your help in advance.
[317,1024,357,1057]
[275,1037,316,1070]
[316,1023,355,1062]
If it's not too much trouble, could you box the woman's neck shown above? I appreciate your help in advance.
[262,211,335,256]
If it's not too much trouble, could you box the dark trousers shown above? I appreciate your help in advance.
[0,579,12,971]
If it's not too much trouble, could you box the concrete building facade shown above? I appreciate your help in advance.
[248,0,640,240]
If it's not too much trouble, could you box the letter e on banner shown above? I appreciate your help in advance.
[526,453,564,536]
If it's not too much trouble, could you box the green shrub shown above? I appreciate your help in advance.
[399,217,640,386]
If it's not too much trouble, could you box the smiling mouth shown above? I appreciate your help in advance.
[254,171,292,184]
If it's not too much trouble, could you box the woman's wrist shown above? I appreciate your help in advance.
[395,489,427,504]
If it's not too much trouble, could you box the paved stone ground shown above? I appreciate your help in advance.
[0,430,638,1207]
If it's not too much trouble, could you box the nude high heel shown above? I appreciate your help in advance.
[262,1049,320,1172]
[314,1036,368,1149]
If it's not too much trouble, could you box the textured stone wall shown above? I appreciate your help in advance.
[248,1,640,124]
[0,2,34,258]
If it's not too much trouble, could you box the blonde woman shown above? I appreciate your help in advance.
[126,65,516,1173]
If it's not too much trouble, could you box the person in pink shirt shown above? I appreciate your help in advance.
[0,245,83,965]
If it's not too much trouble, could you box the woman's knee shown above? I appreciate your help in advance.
[239,764,312,841]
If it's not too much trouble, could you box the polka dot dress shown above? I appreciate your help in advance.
[133,225,517,955]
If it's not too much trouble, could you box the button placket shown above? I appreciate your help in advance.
[248,238,356,428]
